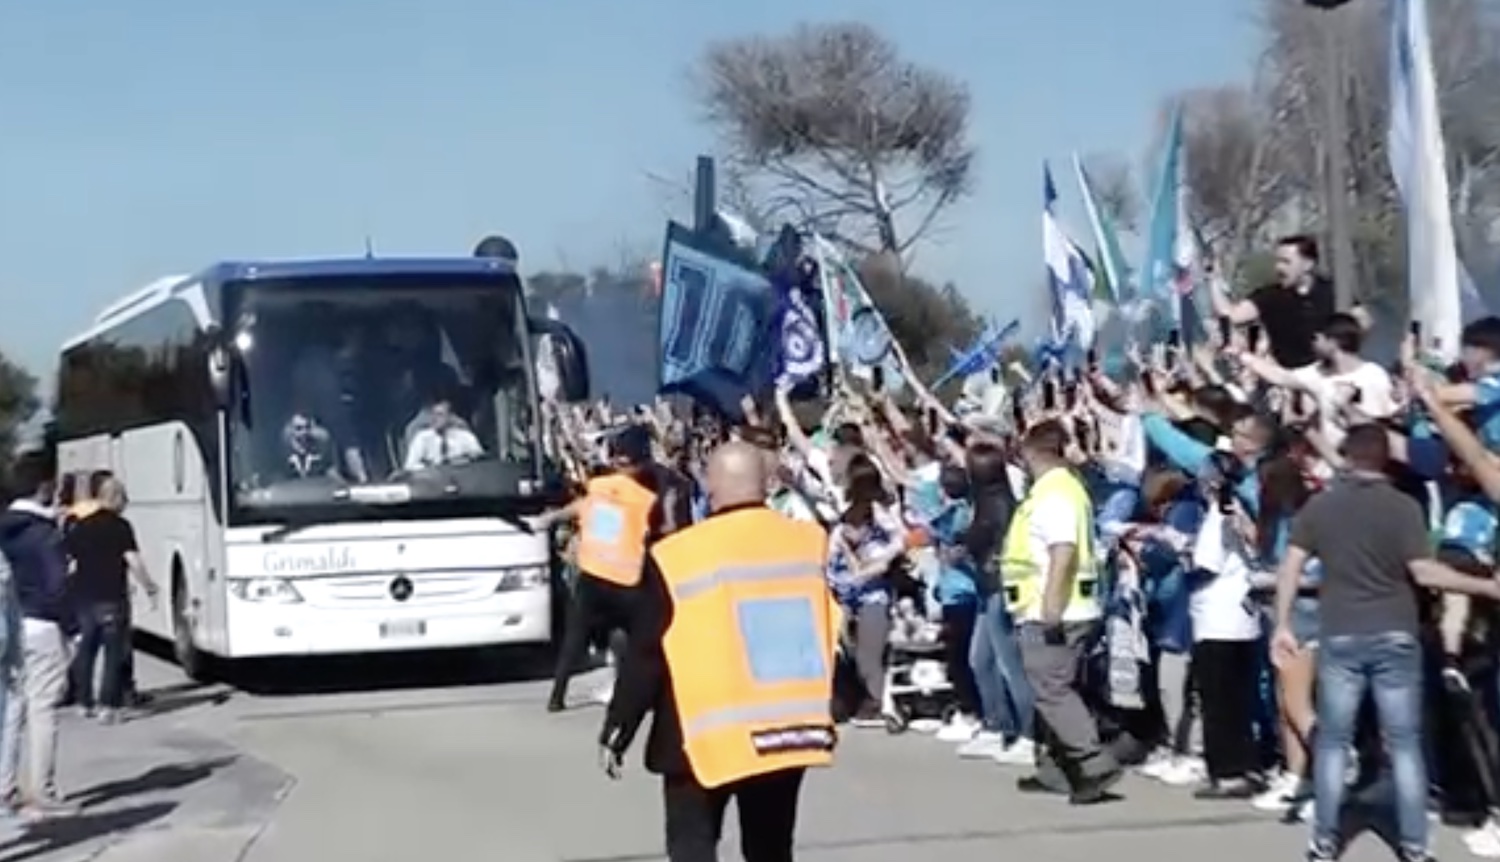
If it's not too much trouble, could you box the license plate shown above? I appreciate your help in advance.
[379,620,426,638]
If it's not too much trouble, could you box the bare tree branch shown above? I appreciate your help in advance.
[693,21,976,263]
[1233,0,1500,303]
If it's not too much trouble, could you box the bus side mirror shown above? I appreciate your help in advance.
[205,325,230,406]
[530,318,590,403]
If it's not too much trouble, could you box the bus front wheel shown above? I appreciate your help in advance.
[171,568,212,683]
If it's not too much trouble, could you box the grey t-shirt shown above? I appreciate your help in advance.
[1289,474,1431,638]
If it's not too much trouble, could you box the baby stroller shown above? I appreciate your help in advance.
[880,597,959,734]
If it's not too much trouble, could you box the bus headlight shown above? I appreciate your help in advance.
[229,578,304,604]
[495,566,548,592]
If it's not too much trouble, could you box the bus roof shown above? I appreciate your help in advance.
[194,256,519,283]
[62,256,522,352]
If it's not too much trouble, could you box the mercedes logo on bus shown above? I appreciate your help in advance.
[389,576,414,602]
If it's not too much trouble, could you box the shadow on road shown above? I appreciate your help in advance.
[0,801,176,861]
[72,756,237,810]
[136,633,557,696]
[138,686,235,717]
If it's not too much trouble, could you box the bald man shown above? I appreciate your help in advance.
[65,477,159,724]
[601,442,838,862]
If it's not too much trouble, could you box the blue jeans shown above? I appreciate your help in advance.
[1313,631,1427,855]
[969,593,1035,740]
[1095,483,1140,535]
[70,602,130,710]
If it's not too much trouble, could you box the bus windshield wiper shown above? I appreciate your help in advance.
[262,519,319,543]
[493,510,534,535]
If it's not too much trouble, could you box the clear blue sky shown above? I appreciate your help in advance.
[0,0,1258,384]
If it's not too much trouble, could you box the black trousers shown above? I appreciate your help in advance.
[662,768,805,862]
[940,602,982,717]
[1192,639,1260,781]
[548,574,634,705]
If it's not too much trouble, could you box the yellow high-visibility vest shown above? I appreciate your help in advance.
[998,467,1100,623]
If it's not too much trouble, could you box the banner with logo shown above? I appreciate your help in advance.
[656,222,779,418]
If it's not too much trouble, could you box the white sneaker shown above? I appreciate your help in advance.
[936,714,980,743]
[589,680,614,706]
[957,731,1007,759]
[991,737,1037,766]
[1466,820,1500,858]
[1137,749,1173,779]
[1251,771,1300,812]
[1158,756,1206,787]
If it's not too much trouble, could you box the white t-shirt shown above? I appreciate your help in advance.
[1298,360,1396,448]
[1014,471,1099,623]
[1188,507,1262,642]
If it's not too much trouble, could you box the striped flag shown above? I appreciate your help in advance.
[1044,164,1097,353]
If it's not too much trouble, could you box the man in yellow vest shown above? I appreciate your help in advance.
[1000,420,1121,804]
[538,424,689,712]
[600,440,837,862]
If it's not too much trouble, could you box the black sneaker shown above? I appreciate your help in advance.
[1397,848,1434,862]
[1016,775,1067,795]
[849,702,883,729]
[545,697,566,713]
[1193,777,1259,800]
[1070,767,1124,805]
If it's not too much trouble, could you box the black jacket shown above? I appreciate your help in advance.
[600,501,765,777]
[638,463,694,542]
[0,500,76,635]
[965,473,1019,595]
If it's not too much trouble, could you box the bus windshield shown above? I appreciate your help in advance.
[226,274,540,516]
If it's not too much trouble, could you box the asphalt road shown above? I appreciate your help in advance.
[7,646,1482,862]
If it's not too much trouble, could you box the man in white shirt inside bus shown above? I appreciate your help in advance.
[404,398,483,471]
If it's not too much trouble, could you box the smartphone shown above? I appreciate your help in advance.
[1042,380,1057,411]
[870,365,885,392]
[1247,324,1262,352]
[1167,329,1181,350]
[1217,316,1231,345]
[1409,319,1422,342]
[1074,421,1092,453]
[1086,347,1098,370]
[1010,389,1027,429]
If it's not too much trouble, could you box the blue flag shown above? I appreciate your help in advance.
[656,222,779,418]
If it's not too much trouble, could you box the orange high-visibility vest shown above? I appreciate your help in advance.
[576,473,656,587]
[650,506,837,789]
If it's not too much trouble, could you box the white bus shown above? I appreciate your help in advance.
[53,257,589,679]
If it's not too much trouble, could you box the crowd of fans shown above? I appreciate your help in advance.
[547,237,1500,862]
